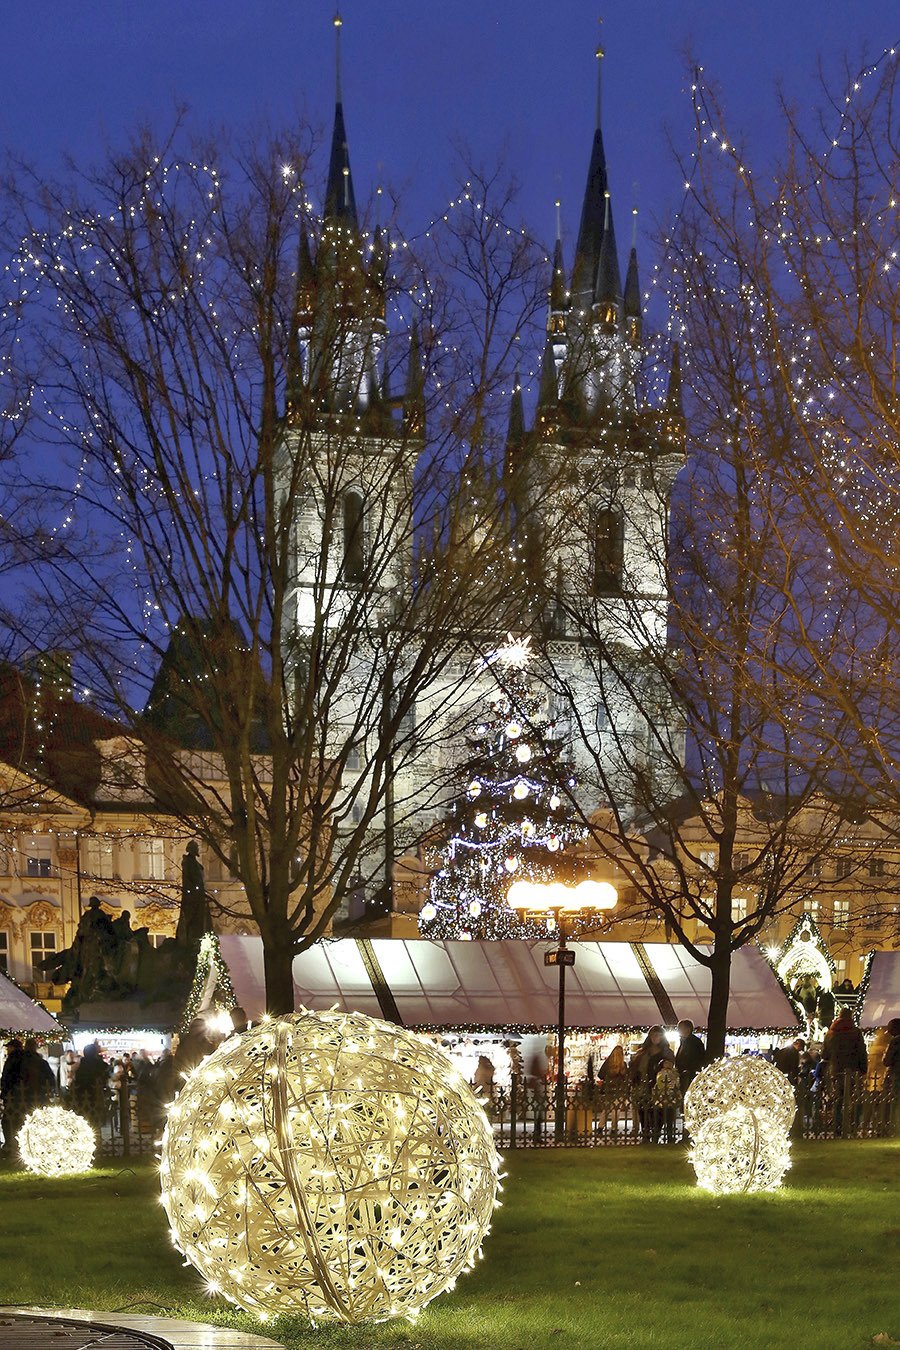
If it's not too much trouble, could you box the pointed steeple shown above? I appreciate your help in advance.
[624,208,641,317]
[660,339,686,452]
[571,40,609,311]
[535,334,560,435]
[594,193,622,321]
[505,370,525,454]
[403,323,425,437]
[665,340,684,418]
[324,15,359,226]
[550,201,567,317]
[285,221,317,422]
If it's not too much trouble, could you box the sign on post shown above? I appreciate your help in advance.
[544,948,576,967]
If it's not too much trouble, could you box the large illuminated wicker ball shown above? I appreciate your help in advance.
[690,1104,792,1194]
[17,1105,96,1175]
[159,1009,501,1324]
[684,1056,796,1136]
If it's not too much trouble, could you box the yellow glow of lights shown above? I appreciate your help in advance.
[506,878,618,913]
[690,1104,792,1194]
[17,1105,96,1176]
[683,1056,796,1136]
[684,1057,795,1196]
[159,1009,500,1325]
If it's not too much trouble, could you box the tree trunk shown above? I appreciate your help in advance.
[262,933,296,1015]
[705,945,732,1060]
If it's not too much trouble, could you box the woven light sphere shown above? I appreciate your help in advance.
[159,1009,501,1325]
[690,1104,792,1194]
[683,1056,796,1136]
[17,1105,96,1176]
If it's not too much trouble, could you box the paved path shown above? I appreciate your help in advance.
[0,1308,284,1350]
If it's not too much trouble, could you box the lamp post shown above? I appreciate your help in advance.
[507,879,617,1141]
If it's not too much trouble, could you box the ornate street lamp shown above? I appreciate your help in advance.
[507,878,617,1140]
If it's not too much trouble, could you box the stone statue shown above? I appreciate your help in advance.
[175,841,213,948]
[41,896,120,1004]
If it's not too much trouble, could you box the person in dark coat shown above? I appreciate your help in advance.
[674,1020,708,1093]
[1,1039,25,1154]
[883,1017,900,1135]
[774,1038,807,1085]
[822,1008,867,1134]
[20,1040,55,1107]
[71,1041,110,1130]
[630,1027,674,1142]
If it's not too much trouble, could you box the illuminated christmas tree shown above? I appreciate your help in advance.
[418,637,587,940]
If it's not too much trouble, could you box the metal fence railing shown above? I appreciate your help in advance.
[481,1073,896,1148]
[5,1070,891,1160]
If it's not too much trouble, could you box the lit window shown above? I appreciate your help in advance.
[592,508,624,596]
[0,932,8,974]
[343,490,365,583]
[833,898,850,927]
[699,849,716,870]
[140,839,167,880]
[30,930,57,982]
[24,836,53,878]
[807,899,820,920]
[732,895,748,922]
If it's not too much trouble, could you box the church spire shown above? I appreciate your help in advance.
[665,340,684,417]
[594,192,622,323]
[571,36,609,312]
[403,323,426,438]
[549,200,567,317]
[324,14,358,226]
[624,207,641,344]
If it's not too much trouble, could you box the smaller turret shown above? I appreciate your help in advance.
[403,323,426,438]
[624,208,641,347]
[660,340,686,452]
[593,193,622,329]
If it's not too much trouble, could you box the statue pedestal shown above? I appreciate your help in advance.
[63,998,185,1032]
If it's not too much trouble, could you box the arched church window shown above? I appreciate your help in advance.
[593,508,624,595]
[343,489,365,582]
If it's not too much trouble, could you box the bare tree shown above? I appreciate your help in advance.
[3,123,545,1011]
[529,161,864,1054]
[660,51,900,952]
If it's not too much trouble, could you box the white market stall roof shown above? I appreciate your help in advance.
[218,937,799,1033]
[859,952,900,1028]
[0,970,64,1038]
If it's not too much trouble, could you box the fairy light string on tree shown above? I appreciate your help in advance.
[419,635,588,940]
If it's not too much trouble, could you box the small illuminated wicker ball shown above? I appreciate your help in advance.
[684,1056,796,1137]
[690,1104,792,1194]
[17,1105,96,1176]
[160,1009,501,1325]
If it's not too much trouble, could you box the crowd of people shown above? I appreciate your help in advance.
[520,1010,900,1144]
[0,1008,250,1159]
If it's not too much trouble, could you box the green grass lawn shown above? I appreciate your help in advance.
[0,1142,897,1349]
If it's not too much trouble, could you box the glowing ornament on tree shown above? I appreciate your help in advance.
[690,1105,792,1195]
[159,1010,501,1325]
[515,743,532,764]
[505,721,522,739]
[474,812,488,828]
[468,780,482,799]
[512,782,530,800]
[683,1056,796,1137]
[17,1105,95,1176]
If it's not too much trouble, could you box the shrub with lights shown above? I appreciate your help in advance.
[684,1057,795,1195]
[17,1105,96,1176]
[419,636,586,939]
[159,1008,502,1325]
